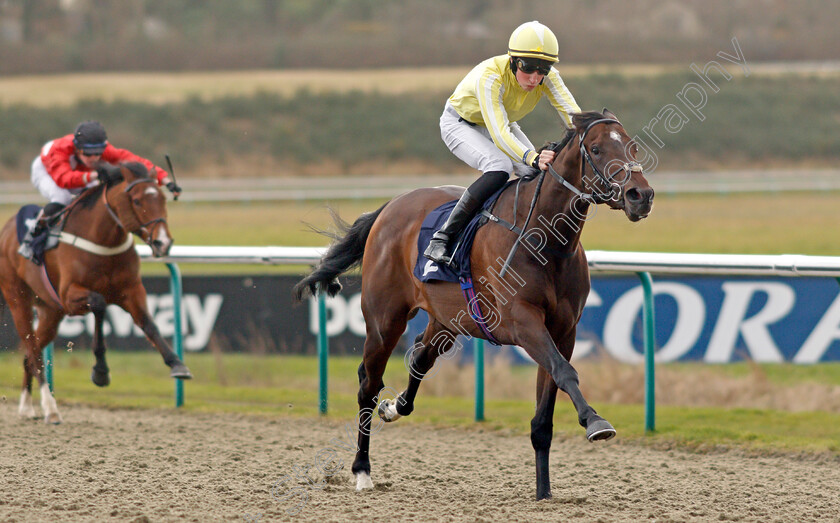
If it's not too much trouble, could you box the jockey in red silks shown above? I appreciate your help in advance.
[424,20,581,265]
[19,120,181,258]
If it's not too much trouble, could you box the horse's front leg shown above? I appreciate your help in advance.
[515,306,615,440]
[65,284,111,386]
[119,283,192,379]
[532,365,558,500]
[518,321,614,499]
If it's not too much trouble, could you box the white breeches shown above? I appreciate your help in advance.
[439,102,535,175]
[31,156,81,205]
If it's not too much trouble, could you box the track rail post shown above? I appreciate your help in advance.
[44,342,54,392]
[637,271,656,433]
[166,262,185,407]
[317,293,328,415]
[474,338,485,422]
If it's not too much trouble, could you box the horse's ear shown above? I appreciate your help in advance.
[602,107,618,121]
[118,164,134,182]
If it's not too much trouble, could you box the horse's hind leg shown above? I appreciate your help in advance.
[119,282,192,379]
[351,307,409,491]
[378,318,456,422]
[0,278,40,419]
[32,302,63,424]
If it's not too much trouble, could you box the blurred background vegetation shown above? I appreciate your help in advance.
[4,0,839,72]
[0,0,838,179]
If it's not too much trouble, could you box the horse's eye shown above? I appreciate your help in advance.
[591,145,600,155]
[133,198,141,205]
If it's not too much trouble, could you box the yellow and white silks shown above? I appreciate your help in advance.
[447,55,580,170]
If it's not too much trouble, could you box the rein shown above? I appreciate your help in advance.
[494,171,545,277]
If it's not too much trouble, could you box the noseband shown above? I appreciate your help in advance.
[103,178,168,244]
[547,118,643,204]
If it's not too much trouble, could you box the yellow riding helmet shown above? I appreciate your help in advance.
[507,21,558,62]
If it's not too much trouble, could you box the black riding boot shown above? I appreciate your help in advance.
[423,189,482,265]
[18,202,64,259]
[423,170,510,265]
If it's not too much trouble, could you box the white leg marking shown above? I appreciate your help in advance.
[18,389,36,418]
[378,398,401,422]
[40,383,62,424]
[355,472,373,491]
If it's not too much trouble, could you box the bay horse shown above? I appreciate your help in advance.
[0,162,191,424]
[293,110,654,500]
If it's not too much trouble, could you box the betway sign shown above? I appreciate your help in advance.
[3,275,837,362]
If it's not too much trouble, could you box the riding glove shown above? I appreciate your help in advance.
[166,181,182,195]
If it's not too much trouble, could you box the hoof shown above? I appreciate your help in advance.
[536,490,552,501]
[377,398,401,423]
[586,418,616,442]
[170,364,193,380]
[91,368,111,387]
[44,412,62,425]
[355,472,373,491]
[19,407,37,419]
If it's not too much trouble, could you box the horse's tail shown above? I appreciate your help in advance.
[292,203,388,301]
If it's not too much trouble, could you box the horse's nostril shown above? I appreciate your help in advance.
[625,188,642,203]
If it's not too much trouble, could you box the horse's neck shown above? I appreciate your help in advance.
[531,146,588,254]
[66,196,128,247]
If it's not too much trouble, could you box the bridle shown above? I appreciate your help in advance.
[492,116,646,277]
[547,118,643,204]
[103,177,168,245]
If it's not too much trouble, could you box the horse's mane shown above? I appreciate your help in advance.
[76,182,105,210]
[572,110,611,132]
[75,162,150,210]
[542,110,607,155]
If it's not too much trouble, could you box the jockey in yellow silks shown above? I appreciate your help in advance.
[424,20,581,265]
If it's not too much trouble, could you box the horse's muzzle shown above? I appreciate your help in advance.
[142,220,173,257]
[623,186,655,222]
[149,237,172,257]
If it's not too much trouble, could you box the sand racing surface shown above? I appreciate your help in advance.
[2,403,839,522]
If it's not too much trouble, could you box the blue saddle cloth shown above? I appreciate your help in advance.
[16,204,51,265]
[413,181,514,284]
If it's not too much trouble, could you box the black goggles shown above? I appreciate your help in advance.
[76,141,107,155]
[515,58,553,75]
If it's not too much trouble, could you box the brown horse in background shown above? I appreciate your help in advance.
[294,110,654,500]
[0,162,191,424]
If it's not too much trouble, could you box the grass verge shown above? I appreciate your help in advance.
[1,351,838,459]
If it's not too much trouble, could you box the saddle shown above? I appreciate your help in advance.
[413,181,513,284]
